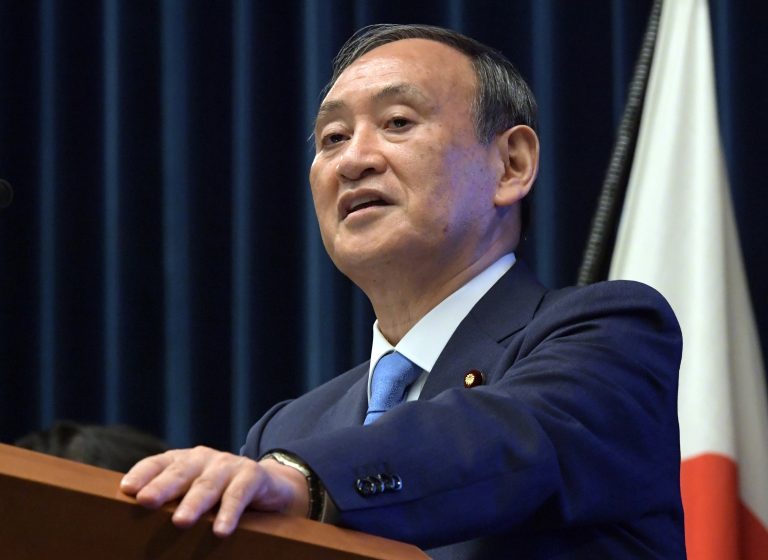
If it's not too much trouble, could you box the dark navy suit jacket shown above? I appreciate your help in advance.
[242,263,686,559]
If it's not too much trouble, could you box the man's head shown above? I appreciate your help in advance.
[324,24,537,236]
[309,25,539,311]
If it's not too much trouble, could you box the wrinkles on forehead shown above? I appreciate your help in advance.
[314,82,436,132]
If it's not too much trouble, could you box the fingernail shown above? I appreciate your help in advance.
[213,518,230,536]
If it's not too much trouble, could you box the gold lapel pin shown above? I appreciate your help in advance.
[463,369,485,388]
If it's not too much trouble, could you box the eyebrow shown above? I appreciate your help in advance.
[314,82,432,130]
[315,99,346,128]
[372,83,430,105]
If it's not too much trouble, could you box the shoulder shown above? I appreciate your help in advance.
[537,280,679,333]
[545,279,671,306]
[512,280,683,377]
[467,262,677,345]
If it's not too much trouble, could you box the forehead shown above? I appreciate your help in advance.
[321,38,476,110]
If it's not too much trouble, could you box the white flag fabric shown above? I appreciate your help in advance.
[609,0,768,557]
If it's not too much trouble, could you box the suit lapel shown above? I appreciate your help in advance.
[419,321,505,398]
[420,261,547,399]
[304,262,548,421]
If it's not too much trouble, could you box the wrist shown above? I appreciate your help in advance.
[260,451,326,520]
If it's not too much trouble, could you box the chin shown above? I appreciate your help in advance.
[331,244,404,280]
[331,248,379,274]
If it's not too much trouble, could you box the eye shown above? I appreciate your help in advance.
[388,117,412,130]
[321,132,348,147]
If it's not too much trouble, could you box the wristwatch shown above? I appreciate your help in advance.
[261,450,328,521]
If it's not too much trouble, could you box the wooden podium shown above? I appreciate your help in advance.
[0,443,427,559]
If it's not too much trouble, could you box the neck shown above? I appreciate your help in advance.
[360,251,506,344]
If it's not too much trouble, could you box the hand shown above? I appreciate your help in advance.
[120,446,309,536]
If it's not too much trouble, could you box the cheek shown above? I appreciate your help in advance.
[439,148,496,223]
[309,167,335,214]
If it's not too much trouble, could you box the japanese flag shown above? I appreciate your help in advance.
[608,0,768,557]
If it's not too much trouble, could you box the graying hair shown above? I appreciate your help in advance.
[324,23,539,143]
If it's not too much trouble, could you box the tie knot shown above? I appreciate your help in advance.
[365,352,421,425]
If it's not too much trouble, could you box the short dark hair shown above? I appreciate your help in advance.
[324,23,536,235]
[15,420,168,472]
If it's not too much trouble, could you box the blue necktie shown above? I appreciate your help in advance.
[364,351,422,425]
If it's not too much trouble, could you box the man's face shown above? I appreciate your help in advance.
[310,39,502,283]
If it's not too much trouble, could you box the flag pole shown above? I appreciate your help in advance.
[576,0,663,286]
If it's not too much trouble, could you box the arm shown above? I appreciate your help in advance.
[274,281,683,547]
[123,281,682,546]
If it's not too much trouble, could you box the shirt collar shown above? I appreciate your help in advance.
[369,253,516,376]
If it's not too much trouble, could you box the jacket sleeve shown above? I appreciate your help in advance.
[261,281,683,549]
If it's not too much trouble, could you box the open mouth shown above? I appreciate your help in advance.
[346,196,389,217]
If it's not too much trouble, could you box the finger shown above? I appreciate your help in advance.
[171,456,246,529]
[120,452,174,495]
[133,447,211,509]
[212,460,268,537]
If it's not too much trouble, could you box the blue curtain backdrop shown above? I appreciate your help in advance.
[1,0,766,452]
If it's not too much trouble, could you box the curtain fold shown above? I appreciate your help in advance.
[1,0,765,452]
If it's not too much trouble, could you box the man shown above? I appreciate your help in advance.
[122,24,685,558]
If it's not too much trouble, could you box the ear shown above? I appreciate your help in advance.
[492,125,539,208]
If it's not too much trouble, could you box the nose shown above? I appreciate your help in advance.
[335,126,386,182]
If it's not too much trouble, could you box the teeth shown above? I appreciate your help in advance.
[349,196,382,212]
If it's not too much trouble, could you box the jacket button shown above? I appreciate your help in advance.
[371,475,386,494]
[378,473,403,492]
[355,477,377,496]
[464,369,485,388]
